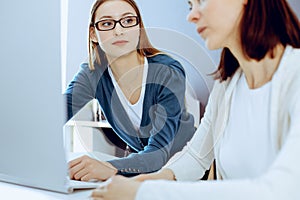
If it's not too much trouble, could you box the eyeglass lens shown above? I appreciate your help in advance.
[95,16,138,31]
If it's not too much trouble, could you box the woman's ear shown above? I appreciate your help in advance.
[90,27,98,43]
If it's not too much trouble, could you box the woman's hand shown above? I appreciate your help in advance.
[91,175,141,200]
[68,155,117,181]
[133,168,176,182]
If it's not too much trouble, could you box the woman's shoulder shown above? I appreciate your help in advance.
[147,53,185,74]
[75,63,93,79]
[73,62,105,86]
[275,46,300,82]
[79,62,105,76]
[147,53,179,65]
[78,62,92,75]
[79,62,95,72]
[279,46,300,94]
[284,46,300,69]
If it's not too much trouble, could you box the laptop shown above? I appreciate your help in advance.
[0,0,111,193]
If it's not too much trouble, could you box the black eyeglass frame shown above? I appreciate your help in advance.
[94,16,139,31]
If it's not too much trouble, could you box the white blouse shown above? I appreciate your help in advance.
[136,46,300,200]
[219,73,276,179]
[108,58,148,130]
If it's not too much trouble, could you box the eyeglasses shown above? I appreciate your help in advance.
[94,16,139,31]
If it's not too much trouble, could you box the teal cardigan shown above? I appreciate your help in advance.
[65,54,195,176]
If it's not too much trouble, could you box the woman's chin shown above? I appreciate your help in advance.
[205,40,220,51]
[106,50,136,61]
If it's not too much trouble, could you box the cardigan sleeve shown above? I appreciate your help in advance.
[64,63,97,120]
[160,81,220,181]
[108,59,195,175]
[135,82,300,200]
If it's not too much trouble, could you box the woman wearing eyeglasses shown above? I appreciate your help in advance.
[90,0,300,199]
[65,0,195,181]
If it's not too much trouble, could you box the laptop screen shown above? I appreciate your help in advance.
[0,0,70,193]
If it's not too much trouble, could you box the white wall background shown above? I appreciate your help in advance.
[289,0,300,19]
[63,0,300,91]
[62,0,220,91]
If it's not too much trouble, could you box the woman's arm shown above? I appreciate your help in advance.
[134,168,176,182]
[135,87,300,200]
[64,63,96,120]
[108,59,195,175]
[108,70,220,180]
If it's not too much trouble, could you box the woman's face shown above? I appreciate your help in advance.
[91,0,140,60]
[187,0,246,50]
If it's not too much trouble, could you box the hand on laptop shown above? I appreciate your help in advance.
[68,155,117,181]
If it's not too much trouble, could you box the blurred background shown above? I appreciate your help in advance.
[61,0,300,91]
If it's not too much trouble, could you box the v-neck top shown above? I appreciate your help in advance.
[108,58,149,131]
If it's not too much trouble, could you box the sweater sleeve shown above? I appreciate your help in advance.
[64,63,96,120]
[161,81,220,181]
[135,85,300,200]
[108,59,195,175]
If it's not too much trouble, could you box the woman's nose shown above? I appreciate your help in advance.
[187,6,201,24]
[113,22,124,36]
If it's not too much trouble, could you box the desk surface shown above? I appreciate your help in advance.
[0,181,92,200]
[65,120,111,128]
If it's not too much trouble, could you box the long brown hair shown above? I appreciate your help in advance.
[88,0,161,70]
[214,0,300,81]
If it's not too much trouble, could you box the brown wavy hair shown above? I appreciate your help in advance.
[88,0,161,70]
[214,0,300,81]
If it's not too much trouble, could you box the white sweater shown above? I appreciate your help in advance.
[136,46,300,200]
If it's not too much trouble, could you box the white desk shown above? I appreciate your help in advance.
[65,120,111,128]
[64,120,117,156]
[0,181,92,200]
[64,99,115,154]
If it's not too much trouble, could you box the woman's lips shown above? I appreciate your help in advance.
[197,27,207,35]
[112,40,128,46]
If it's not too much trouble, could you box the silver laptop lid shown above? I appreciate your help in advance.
[0,0,70,193]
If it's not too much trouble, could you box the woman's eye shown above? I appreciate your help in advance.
[125,19,133,24]
[101,21,113,27]
[123,17,135,25]
[188,0,206,10]
[188,1,192,10]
